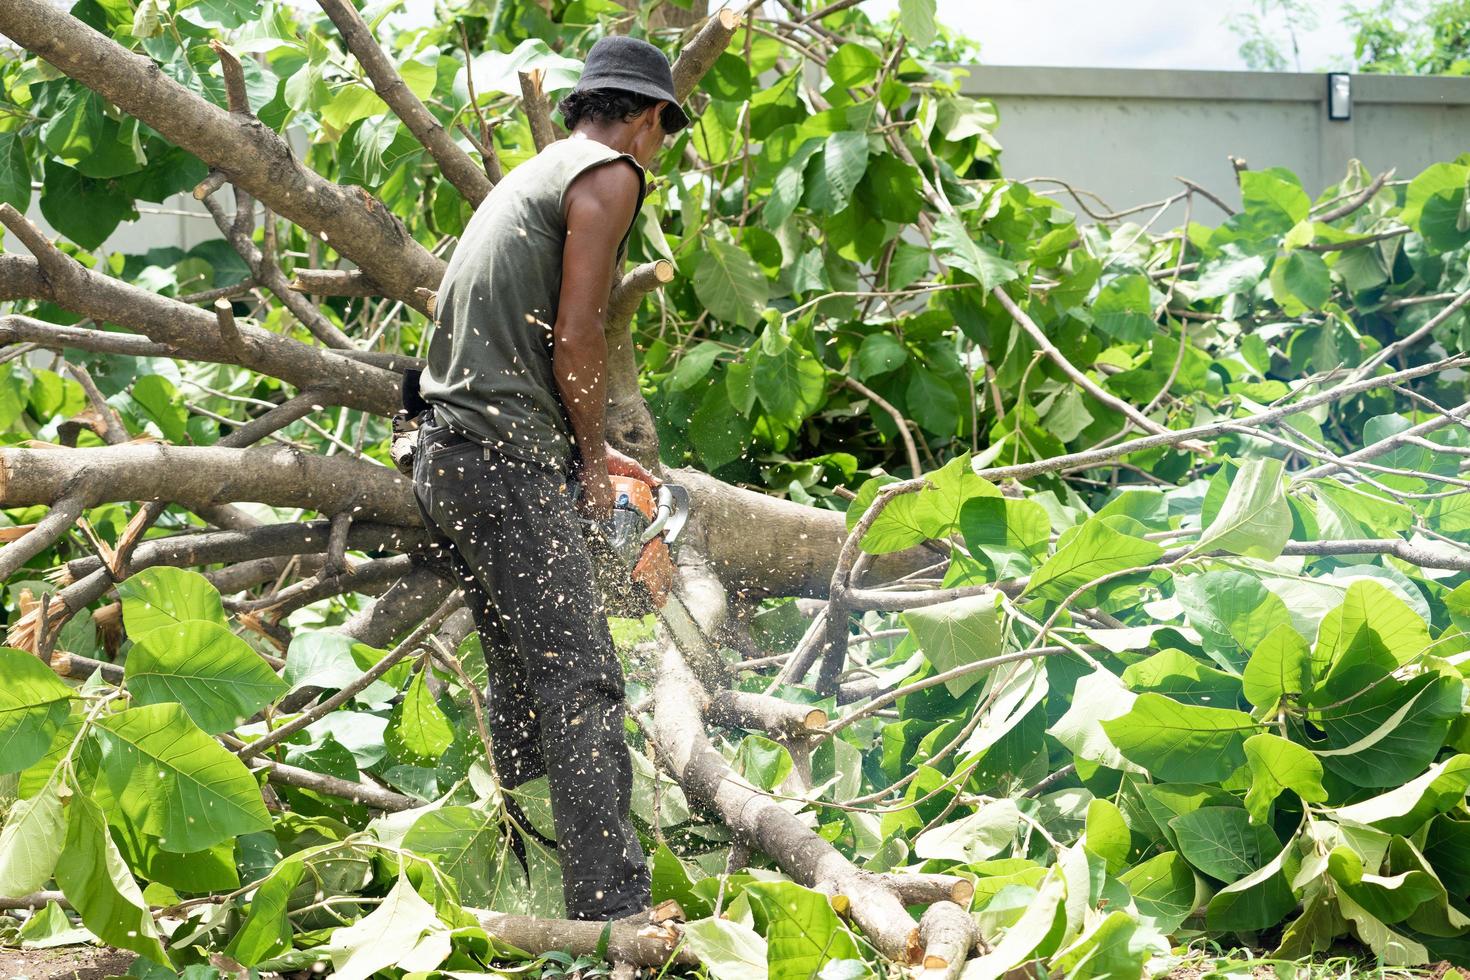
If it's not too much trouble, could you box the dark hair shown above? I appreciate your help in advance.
[557,87,661,129]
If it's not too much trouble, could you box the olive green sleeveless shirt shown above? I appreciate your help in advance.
[421,138,646,470]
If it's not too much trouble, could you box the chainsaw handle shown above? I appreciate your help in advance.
[639,485,675,544]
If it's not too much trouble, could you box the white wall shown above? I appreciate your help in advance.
[956,66,1470,224]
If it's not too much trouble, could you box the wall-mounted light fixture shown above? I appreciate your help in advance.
[1327,72,1352,121]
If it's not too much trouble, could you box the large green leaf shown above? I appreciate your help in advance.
[225,855,304,966]
[913,800,1019,862]
[682,917,768,980]
[1050,910,1146,980]
[1311,671,1462,787]
[117,566,227,637]
[1024,518,1163,604]
[1242,624,1312,711]
[1118,851,1195,934]
[1205,836,1300,933]
[1193,457,1292,559]
[0,777,66,895]
[746,881,863,980]
[1102,694,1257,782]
[95,703,272,852]
[1242,733,1326,823]
[1313,579,1430,682]
[752,333,825,428]
[694,238,769,328]
[1091,274,1158,342]
[327,874,451,980]
[0,648,76,776]
[901,593,1003,697]
[124,620,286,733]
[862,453,998,554]
[960,495,1050,578]
[1047,668,1144,775]
[1333,754,1470,837]
[1083,798,1130,874]
[56,774,167,963]
[385,667,453,765]
[934,213,1017,289]
[39,162,135,250]
[1172,806,1280,881]
[1402,162,1470,253]
[0,132,31,211]
[898,0,938,46]
[402,806,503,908]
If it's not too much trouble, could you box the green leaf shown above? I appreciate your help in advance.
[1024,518,1164,603]
[225,856,304,966]
[856,333,907,379]
[1402,162,1470,253]
[763,141,821,230]
[1333,754,1470,837]
[694,238,769,328]
[1172,806,1280,881]
[1193,457,1292,559]
[811,131,869,213]
[56,774,167,964]
[41,88,103,163]
[913,799,1018,863]
[1050,910,1145,980]
[826,43,881,89]
[1314,579,1430,682]
[745,880,862,980]
[959,873,1065,980]
[1312,671,1461,787]
[1102,694,1257,782]
[934,214,1017,289]
[691,383,754,469]
[1242,624,1312,710]
[385,667,454,766]
[959,495,1050,578]
[1205,837,1300,933]
[898,0,938,46]
[0,777,66,895]
[1243,732,1326,823]
[734,735,794,791]
[1241,169,1311,226]
[1175,570,1292,665]
[668,341,724,392]
[327,874,451,980]
[0,132,32,212]
[95,703,272,852]
[1119,650,1243,708]
[124,621,286,733]
[1118,851,1195,933]
[1092,274,1158,342]
[321,84,388,131]
[39,162,134,251]
[402,806,504,908]
[0,648,75,776]
[682,917,768,980]
[902,593,1003,698]
[117,566,227,637]
[1083,798,1130,874]
[1048,668,1144,775]
[131,377,188,444]
[752,333,825,428]
[905,364,961,436]
[1271,250,1332,311]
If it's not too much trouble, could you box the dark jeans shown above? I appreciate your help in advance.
[411,418,650,920]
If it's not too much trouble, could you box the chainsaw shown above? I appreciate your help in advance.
[587,475,720,670]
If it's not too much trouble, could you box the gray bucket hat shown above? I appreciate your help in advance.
[573,35,692,133]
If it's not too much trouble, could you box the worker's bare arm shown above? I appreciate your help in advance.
[554,158,643,517]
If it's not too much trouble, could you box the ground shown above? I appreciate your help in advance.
[0,945,135,980]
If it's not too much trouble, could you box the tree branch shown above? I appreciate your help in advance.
[518,70,559,153]
[842,375,922,476]
[671,9,742,101]
[0,0,445,306]
[317,0,491,207]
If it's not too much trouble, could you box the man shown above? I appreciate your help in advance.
[412,36,690,921]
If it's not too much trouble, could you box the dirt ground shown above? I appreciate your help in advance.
[0,946,135,980]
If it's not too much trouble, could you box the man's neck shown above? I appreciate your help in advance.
[568,123,637,158]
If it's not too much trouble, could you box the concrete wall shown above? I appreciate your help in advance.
[954,66,1470,225]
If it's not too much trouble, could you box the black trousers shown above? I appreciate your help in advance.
[411,418,651,920]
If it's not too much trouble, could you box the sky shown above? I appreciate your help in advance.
[856,0,1359,72]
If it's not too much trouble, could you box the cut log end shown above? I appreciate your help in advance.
[803,707,829,730]
[951,878,974,906]
[718,8,739,29]
[653,258,675,283]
